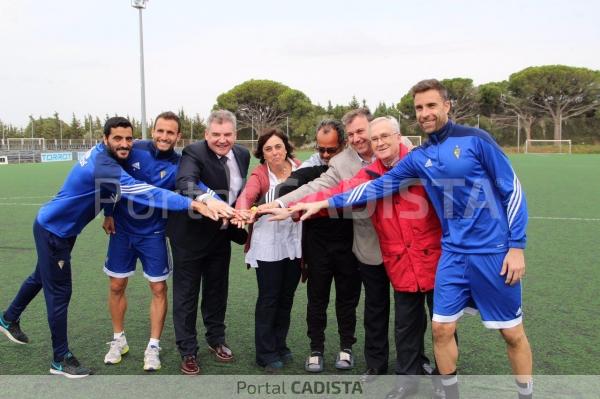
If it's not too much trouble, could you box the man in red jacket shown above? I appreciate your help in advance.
[265,116,444,399]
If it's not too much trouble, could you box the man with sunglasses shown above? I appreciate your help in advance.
[258,119,361,372]
[301,125,343,168]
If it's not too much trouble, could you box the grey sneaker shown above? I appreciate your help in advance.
[0,313,29,344]
[335,348,354,370]
[143,345,161,371]
[50,352,92,379]
[104,334,129,364]
[305,351,323,373]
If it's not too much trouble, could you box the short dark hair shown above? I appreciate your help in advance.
[315,119,346,146]
[341,107,373,126]
[254,128,294,164]
[104,117,133,137]
[154,111,181,133]
[410,79,449,100]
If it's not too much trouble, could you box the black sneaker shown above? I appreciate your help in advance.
[50,352,92,379]
[0,312,29,344]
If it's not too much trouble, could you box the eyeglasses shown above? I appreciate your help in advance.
[370,133,397,143]
[316,146,339,155]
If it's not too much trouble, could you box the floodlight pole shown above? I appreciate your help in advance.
[132,0,148,139]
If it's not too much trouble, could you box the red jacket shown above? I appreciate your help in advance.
[296,144,442,292]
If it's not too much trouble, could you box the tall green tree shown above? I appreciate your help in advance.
[441,78,479,122]
[68,114,84,139]
[215,79,315,140]
[507,65,600,140]
[478,81,535,142]
[24,116,62,140]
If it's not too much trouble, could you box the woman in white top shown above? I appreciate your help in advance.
[235,128,302,373]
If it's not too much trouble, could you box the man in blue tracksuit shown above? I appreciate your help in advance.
[291,80,533,399]
[101,111,225,371]
[0,117,218,378]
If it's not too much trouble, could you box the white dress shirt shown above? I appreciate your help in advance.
[245,159,302,268]
[220,150,243,205]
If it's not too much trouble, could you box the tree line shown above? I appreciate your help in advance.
[2,65,599,147]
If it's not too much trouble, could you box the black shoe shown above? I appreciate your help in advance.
[50,352,92,379]
[264,360,284,374]
[360,367,387,383]
[281,352,293,365]
[0,313,29,344]
[385,384,418,399]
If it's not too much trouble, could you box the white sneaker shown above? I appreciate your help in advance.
[104,335,129,364]
[143,345,161,371]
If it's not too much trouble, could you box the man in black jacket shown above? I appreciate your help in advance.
[167,109,250,375]
[263,120,361,373]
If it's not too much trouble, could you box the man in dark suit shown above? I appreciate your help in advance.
[167,109,250,375]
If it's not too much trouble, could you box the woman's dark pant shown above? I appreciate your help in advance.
[254,258,301,366]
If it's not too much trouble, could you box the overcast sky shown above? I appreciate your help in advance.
[1,0,599,126]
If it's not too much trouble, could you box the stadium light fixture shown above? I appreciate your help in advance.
[132,0,148,139]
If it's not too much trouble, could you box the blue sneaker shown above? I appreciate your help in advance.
[0,312,29,344]
[50,352,92,379]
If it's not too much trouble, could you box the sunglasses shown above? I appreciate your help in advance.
[316,146,339,155]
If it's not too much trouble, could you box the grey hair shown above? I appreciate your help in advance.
[369,116,400,135]
[341,107,373,126]
[206,109,237,132]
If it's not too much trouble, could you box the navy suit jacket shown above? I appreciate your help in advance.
[167,140,250,251]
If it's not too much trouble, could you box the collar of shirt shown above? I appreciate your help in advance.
[266,158,298,186]
[151,142,175,159]
[352,149,375,166]
[217,149,234,162]
[383,155,400,170]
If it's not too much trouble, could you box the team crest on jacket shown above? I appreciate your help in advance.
[160,170,166,179]
[58,260,65,269]
[453,145,461,159]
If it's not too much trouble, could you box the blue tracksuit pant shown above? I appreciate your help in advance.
[5,220,76,362]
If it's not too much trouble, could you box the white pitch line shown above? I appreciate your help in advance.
[529,216,600,222]
[0,203,43,206]
[0,196,52,200]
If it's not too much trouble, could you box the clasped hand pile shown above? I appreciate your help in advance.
[199,198,331,229]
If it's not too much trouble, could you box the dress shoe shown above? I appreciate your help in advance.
[360,367,387,383]
[385,384,418,399]
[208,343,234,362]
[180,355,200,375]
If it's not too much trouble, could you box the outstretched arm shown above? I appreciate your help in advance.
[327,153,419,209]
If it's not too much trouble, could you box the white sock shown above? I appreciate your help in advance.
[114,331,125,340]
[148,338,160,348]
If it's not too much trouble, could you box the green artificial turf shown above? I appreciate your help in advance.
[1,153,599,375]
